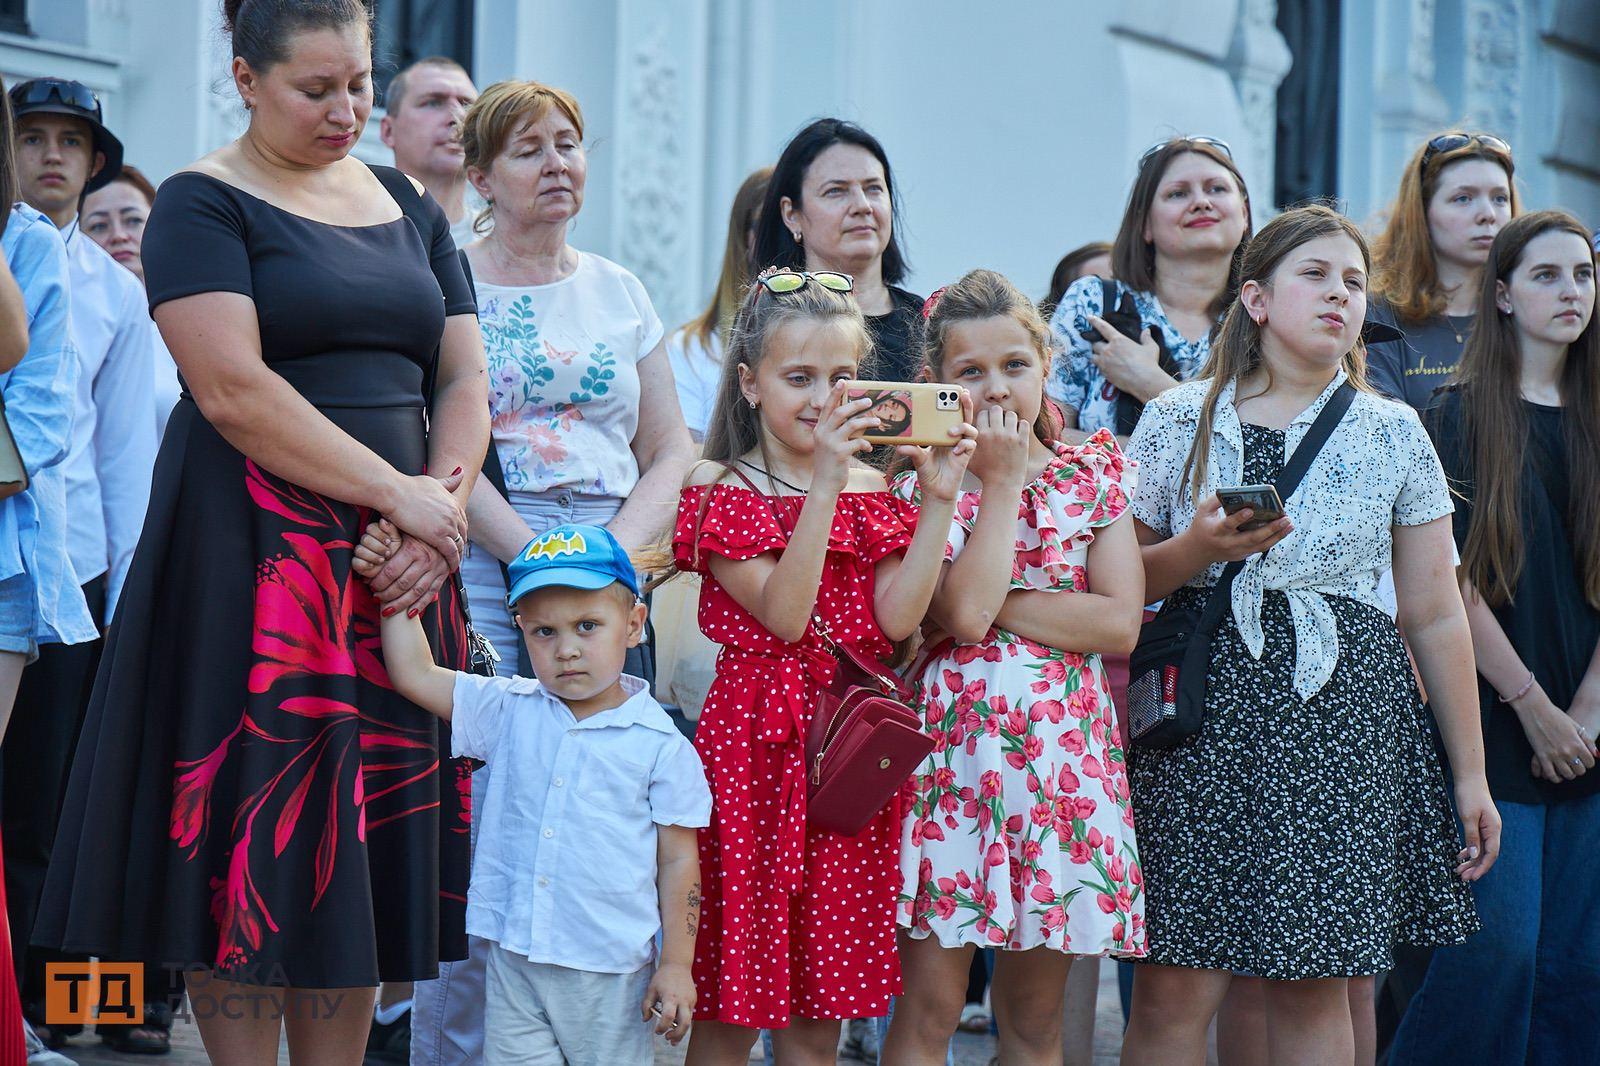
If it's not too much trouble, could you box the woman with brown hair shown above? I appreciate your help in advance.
[1389,211,1600,1066]
[32,2,490,1062]
[669,166,771,441]
[1120,205,1495,1066]
[1366,132,1518,412]
[1046,137,1250,441]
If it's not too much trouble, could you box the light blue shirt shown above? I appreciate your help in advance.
[451,671,711,973]
[0,203,95,648]
[59,221,156,619]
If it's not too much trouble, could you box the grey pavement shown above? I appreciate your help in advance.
[57,959,1135,1064]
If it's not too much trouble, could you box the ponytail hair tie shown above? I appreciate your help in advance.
[921,287,948,319]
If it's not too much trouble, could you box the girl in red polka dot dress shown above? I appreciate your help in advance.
[672,270,975,1064]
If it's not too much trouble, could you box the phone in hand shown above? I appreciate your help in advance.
[843,381,967,446]
[1216,484,1285,531]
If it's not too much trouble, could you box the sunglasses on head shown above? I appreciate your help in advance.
[1420,133,1513,176]
[1138,135,1233,172]
[754,269,854,299]
[18,78,99,114]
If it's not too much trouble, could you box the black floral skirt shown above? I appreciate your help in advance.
[1128,588,1478,979]
[32,400,470,988]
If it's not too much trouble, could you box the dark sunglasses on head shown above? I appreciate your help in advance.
[1420,132,1513,176]
[17,78,100,114]
[754,269,854,299]
[1138,135,1233,172]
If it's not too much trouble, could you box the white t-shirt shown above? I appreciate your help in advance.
[665,327,723,439]
[476,251,664,497]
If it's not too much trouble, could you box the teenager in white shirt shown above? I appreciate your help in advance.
[357,521,710,1065]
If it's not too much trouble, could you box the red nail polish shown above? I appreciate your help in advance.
[408,607,420,619]
[452,466,463,476]
[382,607,397,617]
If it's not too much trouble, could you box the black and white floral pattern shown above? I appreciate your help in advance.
[1127,371,1452,698]
[1129,423,1478,980]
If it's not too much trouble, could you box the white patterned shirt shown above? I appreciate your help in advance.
[477,251,664,497]
[1126,371,1453,699]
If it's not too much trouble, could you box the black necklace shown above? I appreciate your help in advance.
[736,458,808,494]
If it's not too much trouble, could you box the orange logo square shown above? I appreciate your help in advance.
[45,962,143,1025]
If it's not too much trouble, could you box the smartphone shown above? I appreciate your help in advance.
[843,381,967,446]
[1216,484,1285,531]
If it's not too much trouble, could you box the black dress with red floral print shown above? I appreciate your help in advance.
[32,168,476,988]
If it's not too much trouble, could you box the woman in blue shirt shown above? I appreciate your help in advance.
[1046,137,1251,441]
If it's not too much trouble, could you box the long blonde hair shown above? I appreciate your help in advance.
[1181,205,1372,500]
[1371,132,1519,323]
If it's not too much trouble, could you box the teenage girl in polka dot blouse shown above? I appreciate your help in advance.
[671,270,974,1063]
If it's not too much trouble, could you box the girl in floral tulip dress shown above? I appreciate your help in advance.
[882,271,1148,1065]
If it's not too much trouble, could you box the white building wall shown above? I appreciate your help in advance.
[1,0,1595,332]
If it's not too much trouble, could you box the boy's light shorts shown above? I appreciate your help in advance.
[483,943,655,1066]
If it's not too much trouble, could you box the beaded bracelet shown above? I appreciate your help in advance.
[1498,671,1536,704]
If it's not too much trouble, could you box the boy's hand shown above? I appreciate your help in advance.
[641,963,695,1045]
[353,518,401,579]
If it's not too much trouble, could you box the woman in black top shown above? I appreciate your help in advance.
[33,2,489,1063]
[751,118,924,382]
[1367,132,1519,411]
[1392,211,1600,1064]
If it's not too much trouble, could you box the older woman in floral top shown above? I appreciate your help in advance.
[411,78,693,1066]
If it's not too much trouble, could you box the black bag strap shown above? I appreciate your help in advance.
[1189,379,1358,641]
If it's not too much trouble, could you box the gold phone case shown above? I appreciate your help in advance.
[844,380,966,446]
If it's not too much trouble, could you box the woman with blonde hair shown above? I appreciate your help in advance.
[409,76,695,1065]
[1366,132,1518,411]
[669,166,771,441]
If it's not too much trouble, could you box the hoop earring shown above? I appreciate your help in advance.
[747,398,759,410]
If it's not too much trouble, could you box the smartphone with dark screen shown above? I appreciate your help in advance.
[1216,484,1285,531]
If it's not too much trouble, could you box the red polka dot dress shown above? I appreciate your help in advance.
[673,484,917,1028]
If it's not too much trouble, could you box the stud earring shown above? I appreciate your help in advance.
[791,231,802,245]
[747,398,758,410]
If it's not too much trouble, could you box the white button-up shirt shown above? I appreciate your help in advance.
[60,222,157,617]
[450,671,711,972]
[1127,371,1453,699]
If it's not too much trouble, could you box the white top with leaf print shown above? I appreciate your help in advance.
[477,251,664,497]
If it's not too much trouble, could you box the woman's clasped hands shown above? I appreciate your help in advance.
[356,468,470,618]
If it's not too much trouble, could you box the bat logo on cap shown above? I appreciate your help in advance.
[523,530,587,562]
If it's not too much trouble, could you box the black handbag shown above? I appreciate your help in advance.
[1126,380,1356,748]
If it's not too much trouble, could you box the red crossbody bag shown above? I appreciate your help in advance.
[709,464,934,835]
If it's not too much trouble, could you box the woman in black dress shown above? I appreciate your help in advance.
[33,2,488,1062]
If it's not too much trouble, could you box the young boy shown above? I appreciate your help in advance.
[358,521,709,1065]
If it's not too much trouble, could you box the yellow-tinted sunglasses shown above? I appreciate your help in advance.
[755,269,854,299]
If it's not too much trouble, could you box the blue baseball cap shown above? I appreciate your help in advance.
[505,524,640,607]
